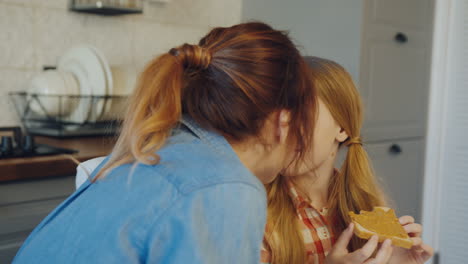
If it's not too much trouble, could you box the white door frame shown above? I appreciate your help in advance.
[421,0,454,262]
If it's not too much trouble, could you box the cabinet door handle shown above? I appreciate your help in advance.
[389,144,402,154]
[394,32,408,43]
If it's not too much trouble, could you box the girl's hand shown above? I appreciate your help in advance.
[325,223,393,264]
[388,215,434,264]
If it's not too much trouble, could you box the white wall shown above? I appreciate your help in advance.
[242,0,362,82]
[0,0,242,126]
[423,0,468,262]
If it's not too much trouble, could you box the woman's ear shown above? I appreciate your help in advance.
[277,109,291,144]
[336,127,349,143]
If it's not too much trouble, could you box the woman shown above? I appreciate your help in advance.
[261,57,433,264]
[13,22,317,263]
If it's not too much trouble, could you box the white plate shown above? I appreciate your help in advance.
[89,46,113,120]
[57,45,107,124]
[28,71,78,116]
[98,66,137,121]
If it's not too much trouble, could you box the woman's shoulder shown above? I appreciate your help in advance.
[75,128,265,205]
[154,130,265,195]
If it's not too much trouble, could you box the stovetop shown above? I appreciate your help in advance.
[0,127,77,159]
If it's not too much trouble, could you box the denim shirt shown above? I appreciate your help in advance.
[13,117,267,264]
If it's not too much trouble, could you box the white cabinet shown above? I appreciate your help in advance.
[0,231,30,262]
[359,0,435,259]
[365,139,424,220]
[0,176,75,263]
[370,0,432,29]
[359,0,434,141]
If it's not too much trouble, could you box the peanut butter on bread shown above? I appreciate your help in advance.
[349,207,413,249]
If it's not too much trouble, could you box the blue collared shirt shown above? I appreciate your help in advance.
[13,118,267,264]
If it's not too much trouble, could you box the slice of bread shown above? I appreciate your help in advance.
[349,207,413,249]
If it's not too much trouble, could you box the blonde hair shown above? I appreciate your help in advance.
[265,57,386,264]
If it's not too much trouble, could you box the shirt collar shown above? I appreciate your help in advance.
[179,116,265,193]
[284,169,339,213]
[180,115,241,163]
[285,179,311,210]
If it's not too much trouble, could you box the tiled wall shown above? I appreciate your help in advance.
[0,0,242,126]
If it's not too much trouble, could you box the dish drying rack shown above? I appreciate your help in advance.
[9,92,128,137]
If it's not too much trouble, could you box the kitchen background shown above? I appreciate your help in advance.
[0,0,243,261]
[1,0,466,264]
[0,0,241,127]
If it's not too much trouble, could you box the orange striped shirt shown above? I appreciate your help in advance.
[261,179,335,264]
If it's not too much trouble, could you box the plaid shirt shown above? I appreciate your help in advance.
[261,179,335,264]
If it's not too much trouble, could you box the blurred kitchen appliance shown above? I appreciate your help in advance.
[0,127,77,159]
[69,0,143,15]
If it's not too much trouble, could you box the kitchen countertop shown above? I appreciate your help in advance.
[0,136,116,183]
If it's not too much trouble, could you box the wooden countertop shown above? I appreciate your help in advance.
[0,136,116,182]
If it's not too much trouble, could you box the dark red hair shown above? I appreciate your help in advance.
[95,22,316,179]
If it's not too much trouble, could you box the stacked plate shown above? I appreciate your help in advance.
[28,45,136,128]
[28,70,80,117]
[57,45,112,124]
[100,65,137,120]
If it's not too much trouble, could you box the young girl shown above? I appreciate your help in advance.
[261,57,433,264]
[13,22,317,264]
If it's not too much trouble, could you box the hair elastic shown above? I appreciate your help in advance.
[345,137,362,147]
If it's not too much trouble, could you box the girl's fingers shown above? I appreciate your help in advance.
[333,223,354,252]
[403,223,422,237]
[348,235,379,262]
[374,239,393,264]
[411,237,423,247]
[362,258,377,264]
[399,215,415,225]
[363,258,378,264]
[420,243,435,261]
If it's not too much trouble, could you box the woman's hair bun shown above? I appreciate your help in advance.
[169,43,212,70]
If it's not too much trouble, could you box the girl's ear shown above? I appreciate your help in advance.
[336,127,349,143]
